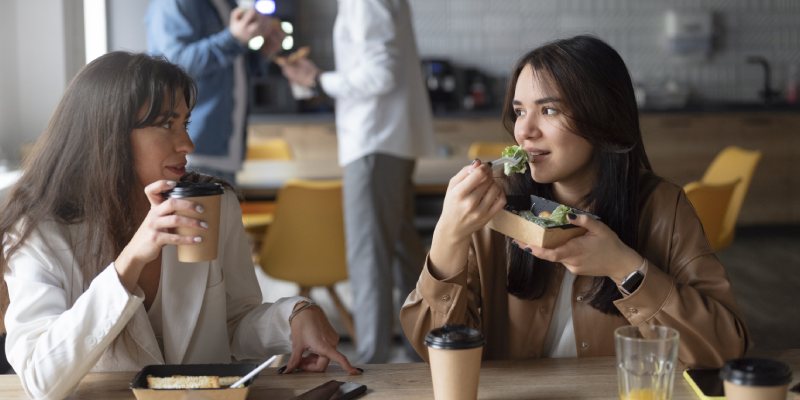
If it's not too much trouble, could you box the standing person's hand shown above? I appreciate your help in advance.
[114,180,208,291]
[259,17,285,59]
[283,303,361,375]
[518,213,643,283]
[428,160,506,277]
[277,57,320,88]
[229,8,264,44]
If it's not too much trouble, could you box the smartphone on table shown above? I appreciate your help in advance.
[292,380,367,400]
[683,368,725,399]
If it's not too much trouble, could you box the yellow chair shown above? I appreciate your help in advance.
[467,141,514,160]
[684,180,739,251]
[241,138,293,255]
[246,137,292,160]
[257,179,356,340]
[695,146,762,251]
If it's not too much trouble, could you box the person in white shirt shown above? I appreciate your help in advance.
[278,0,436,363]
[0,52,358,400]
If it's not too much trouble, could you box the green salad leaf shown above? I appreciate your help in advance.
[518,204,573,227]
[501,145,529,175]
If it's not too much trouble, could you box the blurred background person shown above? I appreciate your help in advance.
[279,0,436,363]
[146,0,284,184]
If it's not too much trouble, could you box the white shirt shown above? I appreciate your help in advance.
[319,0,437,166]
[3,191,303,399]
[542,269,578,358]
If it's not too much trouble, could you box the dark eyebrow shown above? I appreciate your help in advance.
[512,97,561,106]
[535,96,561,104]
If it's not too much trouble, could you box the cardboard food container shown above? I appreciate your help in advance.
[487,195,597,248]
[130,363,260,400]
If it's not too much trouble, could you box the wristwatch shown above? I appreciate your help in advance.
[619,269,644,295]
[619,259,647,295]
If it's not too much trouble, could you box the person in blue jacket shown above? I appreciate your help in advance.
[146,0,283,183]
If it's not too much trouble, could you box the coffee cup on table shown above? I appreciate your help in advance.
[720,358,793,400]
[165,182,224,262]
[424,324,484,400]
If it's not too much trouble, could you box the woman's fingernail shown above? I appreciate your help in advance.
[472,158,480,166]
[195,204,205,213]
[166,180,177,187]
[200,221,209,229]
[193,236,203,243]
[567,212,577,220]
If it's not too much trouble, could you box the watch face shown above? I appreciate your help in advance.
[621,271,644,294]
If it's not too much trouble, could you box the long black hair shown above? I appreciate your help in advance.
[501,35,654,315]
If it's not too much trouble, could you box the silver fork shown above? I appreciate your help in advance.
[488,156,522,170]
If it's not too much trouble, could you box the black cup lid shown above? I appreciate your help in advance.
[165,182,224,198]
[424,325,485,350]
[720,358,793,387]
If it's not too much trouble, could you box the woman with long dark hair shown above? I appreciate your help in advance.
[400,36,748,368]
[0,52,357,399]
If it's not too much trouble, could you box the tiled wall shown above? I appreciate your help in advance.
[294,0,800,103]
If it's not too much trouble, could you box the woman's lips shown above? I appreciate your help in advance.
[165,165,186,176]
[528,151,550,163]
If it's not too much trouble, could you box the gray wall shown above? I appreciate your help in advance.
[296,0,800,103]
[0,0,78,165]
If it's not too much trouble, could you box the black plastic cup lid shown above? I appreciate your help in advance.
[720,358,793,387]
[424,325,485,350]
[165,182,224,198]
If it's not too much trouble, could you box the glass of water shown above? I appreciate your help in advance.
[615,325,679,400]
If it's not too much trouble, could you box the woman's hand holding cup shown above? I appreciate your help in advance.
[114,180,207,290]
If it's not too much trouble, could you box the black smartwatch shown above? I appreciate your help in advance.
[619,270,644,295]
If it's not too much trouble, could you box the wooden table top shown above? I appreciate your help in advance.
[2,349,798,399]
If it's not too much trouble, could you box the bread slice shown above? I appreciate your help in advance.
[218,376,243,387]
[146,375,220,389]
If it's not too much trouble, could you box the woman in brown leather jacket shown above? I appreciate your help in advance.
[399,35,749,368]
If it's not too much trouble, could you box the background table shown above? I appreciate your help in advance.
[1,350,797,399]
[236,157,469,199]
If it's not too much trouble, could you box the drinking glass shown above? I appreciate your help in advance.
[615,325,679,400]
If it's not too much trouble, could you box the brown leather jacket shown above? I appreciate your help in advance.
[400,180,749,368]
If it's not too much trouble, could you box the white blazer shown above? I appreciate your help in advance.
[3,191,302,400]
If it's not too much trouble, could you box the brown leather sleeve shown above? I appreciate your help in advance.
[614,187,750,368]
[399,250,482,362]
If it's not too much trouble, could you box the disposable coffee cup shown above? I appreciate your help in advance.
[424,325,485,400]
[165,182,224,262]
[720,358,793,400]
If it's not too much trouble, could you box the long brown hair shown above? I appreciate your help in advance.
[501,35,656,315]
[0,52,197,329]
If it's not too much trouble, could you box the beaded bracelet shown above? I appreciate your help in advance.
[288,300,317,325]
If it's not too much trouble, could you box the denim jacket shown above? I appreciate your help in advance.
[146,0,248,158]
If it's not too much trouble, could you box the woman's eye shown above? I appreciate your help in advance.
[514,108,526,117]
[160,121,172,129]
[542,107,558,115]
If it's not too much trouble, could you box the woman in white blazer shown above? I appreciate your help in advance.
[0,52,358,399]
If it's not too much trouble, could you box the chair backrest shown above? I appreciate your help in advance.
[246,138,293,160]
[467,142,513,160]
[700,146,762,249]
[684,180,739,251]
[258,179,348,286]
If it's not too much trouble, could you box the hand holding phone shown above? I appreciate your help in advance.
[683,368,725,400]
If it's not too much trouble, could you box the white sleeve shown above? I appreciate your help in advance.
[4,231,143,399]
[319,0,398,99]
[215,191,306,360]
